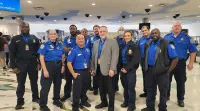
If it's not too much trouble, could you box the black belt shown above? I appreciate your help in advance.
[45,60,61,64]
[74,68,88,71]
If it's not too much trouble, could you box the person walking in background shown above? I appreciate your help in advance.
[5,37,11,67]
[0,32,8,71]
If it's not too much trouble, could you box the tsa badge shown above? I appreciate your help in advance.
[40,44,45,49]
[128,49,132,54]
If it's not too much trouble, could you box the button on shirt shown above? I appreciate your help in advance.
[67,46,91,70]
[38,40,64,61]
[62,35,77,48]
[122,44,128,64]
[164,32,197,60]
[138,36,152,59]
[148,40,177,66]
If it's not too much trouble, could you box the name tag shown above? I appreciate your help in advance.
[84,63,87,68]
[98,59,100,64]
[25,45,29,51]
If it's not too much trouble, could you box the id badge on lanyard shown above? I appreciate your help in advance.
[22,35,30,51]
[84,59,87,69]
[25,44,29,51]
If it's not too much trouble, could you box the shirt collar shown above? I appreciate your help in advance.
[21,34,30,37]
[48,40,59,46]
[152,39,160,45]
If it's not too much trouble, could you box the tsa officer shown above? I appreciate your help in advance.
[38,29,65,111]
[9,22,41,110]
[138,26,152,98]
[164,22,197,107]
[61,24,77,102]
[91,25,101,95]
[114,26,125,92]
[81,28,92,51]
[141,28,178,111]
[67,34,91,111]
[119,31,140,111]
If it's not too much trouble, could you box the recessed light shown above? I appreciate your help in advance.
[89,15,92,17]
[129,15,132,17]
[199,5,200,7]
[54,20,56,21]
[27,0,32,4]
[197,16,200,17]
[166,16,169,17]
[149,4,153,7]
[0,13,1,14]
[92,3,95,6]
[119,21,121,22]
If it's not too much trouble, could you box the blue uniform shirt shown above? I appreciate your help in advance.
[164,32,197,60]
[148,40,177,66]
[62,35,77,48]
[37,40,64,61]
[138,36,152,59]
[67,46,91,70]
[91,35,100,50]
[116,36,124,46]
[98,39,106,59]
[85,35,92,51]
[122,44,128,64]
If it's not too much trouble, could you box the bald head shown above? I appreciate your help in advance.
[21,22,30,35]
[151,28,161,40]
[172,22,182,34]
[76,34,85,47]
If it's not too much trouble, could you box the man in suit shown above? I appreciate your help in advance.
[91,26,119,111]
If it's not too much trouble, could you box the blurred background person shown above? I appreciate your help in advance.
[114,26,125,92]
[0,32,8,71]
[5,37,11,67]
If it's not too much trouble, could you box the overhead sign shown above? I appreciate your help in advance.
[0,0,20,13]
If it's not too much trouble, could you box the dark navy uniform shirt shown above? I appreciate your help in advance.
[138,36,152,59]
[67,46,91,70]
[164,32,197,60]
[62,35,77,48]
[38,40,64,61]
[148,40,178,66]
[122,44,128,64]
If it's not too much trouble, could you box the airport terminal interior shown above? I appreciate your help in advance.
[0,0,200,111]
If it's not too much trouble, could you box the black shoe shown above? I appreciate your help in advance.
[60,95,70,102]
[95,102,108,109]
[32,97,40,103]
[88,87,94,91]
[79,104,84,109]
[81,101,91,107]
[40,105,51,111]
[108,107,114,111]
[93,90,98,95]
[141,107,155,111]
[121,102,128,108]
[139,93,147,97]
[15,101,25,110]
[53,100,63,108]
[178,101,184,107]
[115,88,119,92]
[127,106,136,111]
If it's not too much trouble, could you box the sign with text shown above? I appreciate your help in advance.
[0,0,20,13]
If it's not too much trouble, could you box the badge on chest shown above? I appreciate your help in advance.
[128,49,132,54]
[25,44,29,51]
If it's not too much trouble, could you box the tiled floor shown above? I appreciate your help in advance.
[0,60,200,111]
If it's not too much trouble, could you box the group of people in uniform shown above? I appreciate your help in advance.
[8,21,197,111]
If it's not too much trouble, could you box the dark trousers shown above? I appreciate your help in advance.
[16,62,39,102]
[93,66,100,91]
[40,62,62,106]
[64,66,73,97]
[121,71,136,107]
[72,69,90,110]
[146,67,169,111]
[167,59,186,101]
[114,68,120,91]
[5,52,9,66]
[141,59,147,94]
[98,67,115,109]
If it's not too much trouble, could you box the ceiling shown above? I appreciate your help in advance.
[0,0,200,25]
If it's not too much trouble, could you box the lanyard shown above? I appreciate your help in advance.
[21,34,30,43]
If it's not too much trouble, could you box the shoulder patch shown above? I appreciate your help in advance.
[170,44,175,49]
[40,44,45,49]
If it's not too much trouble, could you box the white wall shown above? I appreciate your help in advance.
[0,23,18,36]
